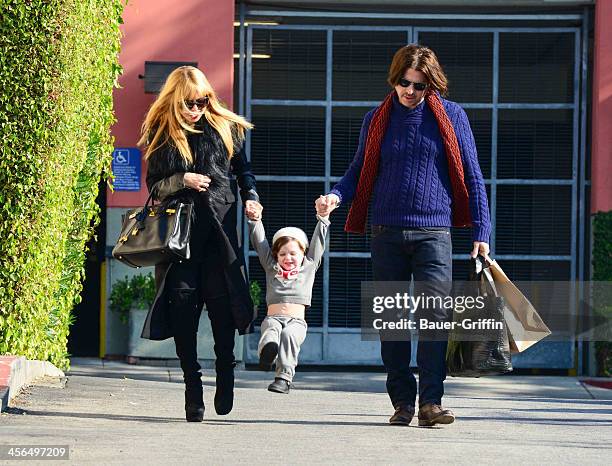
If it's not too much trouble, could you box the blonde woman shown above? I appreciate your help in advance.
[138,66,261,422]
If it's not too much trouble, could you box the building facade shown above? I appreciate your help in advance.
[77,0,611,374]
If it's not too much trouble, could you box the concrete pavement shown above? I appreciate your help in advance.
[0,356,65,411]
[0,358,611,465]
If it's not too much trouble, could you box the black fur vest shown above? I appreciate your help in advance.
[147,117,238,206]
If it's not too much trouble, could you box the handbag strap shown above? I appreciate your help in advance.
[146,180,164,206]
[135,181,163,223]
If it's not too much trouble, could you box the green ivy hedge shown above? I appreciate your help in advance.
[0,0,124,369]
[593,211,612,377]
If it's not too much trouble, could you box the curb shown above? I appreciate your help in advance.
[125,356,245,370]
[581,378,612,390]
[0,356,65,412]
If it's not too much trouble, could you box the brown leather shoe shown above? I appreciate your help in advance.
[418,403,455,427]
[389,406,415,426]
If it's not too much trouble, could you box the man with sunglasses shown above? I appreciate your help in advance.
[316,44,491,427]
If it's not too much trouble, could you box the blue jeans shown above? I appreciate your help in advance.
[371,225,453,409]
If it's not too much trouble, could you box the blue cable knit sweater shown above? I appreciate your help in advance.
[330,94,492,242]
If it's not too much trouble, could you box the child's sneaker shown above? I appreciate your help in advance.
[268,377,290,394]
[258,341,278,371]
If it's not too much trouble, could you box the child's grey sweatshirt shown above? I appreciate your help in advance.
[247,215,330,307]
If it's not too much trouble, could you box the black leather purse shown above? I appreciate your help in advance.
[112,187,193,268]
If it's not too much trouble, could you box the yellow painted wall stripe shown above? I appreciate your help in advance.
[99,261,106,358]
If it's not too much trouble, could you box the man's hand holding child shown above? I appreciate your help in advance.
[315,194,339,218]
[315,195,336,218]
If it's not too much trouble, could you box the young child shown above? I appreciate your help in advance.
[245,199,330,394]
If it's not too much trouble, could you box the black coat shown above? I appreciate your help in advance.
[140,118,258,340]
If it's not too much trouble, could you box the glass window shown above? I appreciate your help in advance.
[328,203,372,253]
[498,109,573,179]
[252,30,326,100]
[418,32,493,103]
[332,31,407,101]
[253,181,325,239]
[331,106,373,177]
[329,257,373,328]
[499,32,574,103]
[493,260,571,281]
[251,106,325,176]
[496,185,572,256]
[465,108,492,179]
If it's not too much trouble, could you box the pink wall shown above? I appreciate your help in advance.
[108,0,235,207]
[592,0,612,214]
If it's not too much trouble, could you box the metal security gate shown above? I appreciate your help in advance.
[234,7,590,368]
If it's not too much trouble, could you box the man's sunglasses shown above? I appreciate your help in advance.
[184,97,209,110]
[398,78,427,91]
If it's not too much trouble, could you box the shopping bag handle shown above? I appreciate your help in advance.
[482,267,499,296]
[473,255,500,297]
[475,253,496,269]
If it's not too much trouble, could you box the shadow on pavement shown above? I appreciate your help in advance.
[19,407,611,429]
[21,409,184,423]
[459,415,612,427]
[20,409,391,427]
[210,419,400,427]
[454,395,612,405]
[511,407,612,414]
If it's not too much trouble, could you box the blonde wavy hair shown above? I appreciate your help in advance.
[138,66,253,163]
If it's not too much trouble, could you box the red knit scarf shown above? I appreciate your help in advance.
[345,90,472,234]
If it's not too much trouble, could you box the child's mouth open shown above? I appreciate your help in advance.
[280,261,297,271]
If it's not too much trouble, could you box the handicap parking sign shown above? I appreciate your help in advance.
[112,148,141,191]
[114,150,129,164]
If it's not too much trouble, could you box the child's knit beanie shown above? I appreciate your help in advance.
[272,227,309,250]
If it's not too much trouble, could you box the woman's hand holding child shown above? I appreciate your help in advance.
[245,200,263,221]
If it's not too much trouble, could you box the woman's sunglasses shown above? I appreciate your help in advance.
[398,78,427,91]
[184,97,209,111]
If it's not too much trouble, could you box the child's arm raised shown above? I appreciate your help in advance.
[306,214,330,267]
[247,219,275,271]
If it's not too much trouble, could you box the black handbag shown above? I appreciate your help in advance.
[112,187,193,268]
[446,256,513,377]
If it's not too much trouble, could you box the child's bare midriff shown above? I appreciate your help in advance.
[267,302,305,320]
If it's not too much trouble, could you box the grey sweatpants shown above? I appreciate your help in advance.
[258,315,308,382]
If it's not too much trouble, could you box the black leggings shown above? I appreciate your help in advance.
[166,253,236,384]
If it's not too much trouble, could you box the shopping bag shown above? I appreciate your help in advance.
[485,258,551,353]
[446,257,513,377]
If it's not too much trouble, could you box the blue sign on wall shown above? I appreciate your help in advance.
[112,148,141,191]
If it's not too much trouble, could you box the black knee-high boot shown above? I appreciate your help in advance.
[171,288,204,422]
[208,297,236,415]
[175,330,204,422]
[214,361,235,415]
[184,374,204,422]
